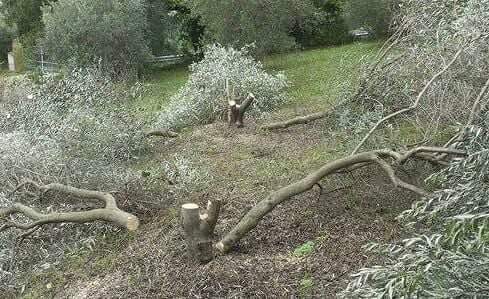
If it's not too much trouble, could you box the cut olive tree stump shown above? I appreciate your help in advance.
[178,147,466,257]
[181,199,221,263]
[228,93,255,128]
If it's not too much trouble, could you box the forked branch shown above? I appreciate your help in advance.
[214,146,466,253]
[0,182,139,232]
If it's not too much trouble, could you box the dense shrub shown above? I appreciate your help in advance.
[42,0,150,76]
[0,68,146,188]
[186,0,313,56]
[155,44,288,130]
[0,68,158,290]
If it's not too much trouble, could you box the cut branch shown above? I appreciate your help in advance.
[215,147,466,253]
[261,100,349,130]
[145,129,179,138]
[0,182,139,231]
[352,47,465,154]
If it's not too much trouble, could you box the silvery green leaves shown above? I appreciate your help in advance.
[340,1,489,295]
[155,44,288,130]
[0,69,146,289]
[341,127,489,298]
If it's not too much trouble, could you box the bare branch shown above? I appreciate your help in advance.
[1,183,139,231]
[145,129,179,138]
[260,100,349,131]
[215,146,465,253]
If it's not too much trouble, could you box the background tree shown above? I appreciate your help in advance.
[291,0,352,48]
[0,16,14,64]
[185,0,314,56]
[343,0,393,37]
[0,0,54,37]
[146,0,200,56]
[42,0,150,77]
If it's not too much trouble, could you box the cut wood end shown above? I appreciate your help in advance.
[215,242,225,253]
[182,203,200,210]
[127,216,140,231]
[229,100,236,106]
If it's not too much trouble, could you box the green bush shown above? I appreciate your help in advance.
[42,0,150,77]
[155,44,288,130]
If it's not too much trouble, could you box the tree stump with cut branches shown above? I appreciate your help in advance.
[181,199,221,263]
[228,93,255,128]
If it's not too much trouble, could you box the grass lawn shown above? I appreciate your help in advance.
[265,42,379,112]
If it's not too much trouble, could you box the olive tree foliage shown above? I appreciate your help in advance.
[155,44,288,130]
[185,0,313,56]
[355,0,489,146]
[0,69,151,291]
[42,0,150,76]
[340,1,489,297]
[341,126,489,298]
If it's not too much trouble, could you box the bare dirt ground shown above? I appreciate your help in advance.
[36,120,423,299]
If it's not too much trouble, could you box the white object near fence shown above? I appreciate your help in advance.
[7,52,15,71]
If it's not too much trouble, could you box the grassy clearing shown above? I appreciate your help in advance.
[131,65,189,118]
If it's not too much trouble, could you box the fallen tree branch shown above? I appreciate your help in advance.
[214,146,466,253]
[145,129,179,138]
[0,182,139,231]
[352,47,465,154]
[260,99,349,130]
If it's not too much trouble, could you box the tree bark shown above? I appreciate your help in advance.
[181,200,221,263]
